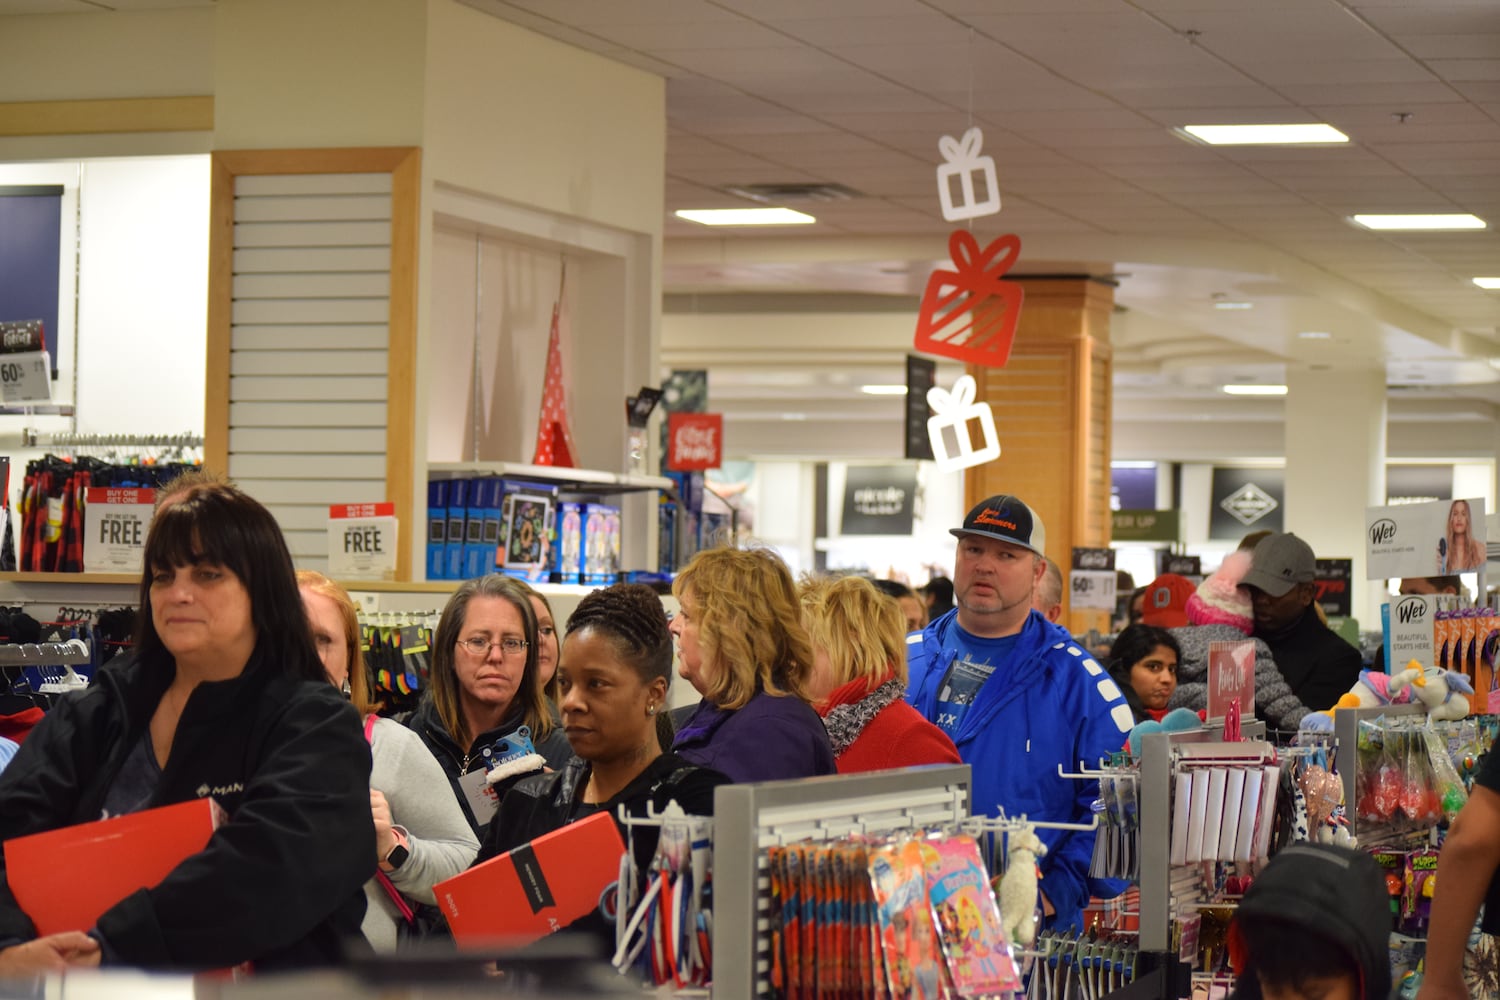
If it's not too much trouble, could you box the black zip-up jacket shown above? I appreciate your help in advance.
[0,650,374,971]
[404,695,573,837]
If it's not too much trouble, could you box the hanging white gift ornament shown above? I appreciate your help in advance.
[936,126,1002,223]
[926,374,1001,472]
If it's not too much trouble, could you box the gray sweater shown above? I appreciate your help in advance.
[1167,624,1313,732]
[364,717,479,952]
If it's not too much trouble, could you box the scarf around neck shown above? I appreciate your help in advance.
[821,676,904,756]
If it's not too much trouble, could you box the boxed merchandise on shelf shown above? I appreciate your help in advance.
[555,501,583,585]
[580,503,620,586]
[442,479,470,581]
[426,480,448,580]
[500,483,556,584]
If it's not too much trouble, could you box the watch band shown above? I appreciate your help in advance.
[381,827,411,871]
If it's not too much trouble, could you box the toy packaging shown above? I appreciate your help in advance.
[502,491,553,582]
[425,479,448,580]
[919,835,1022,997]
[581,502,621,585]
[868,839,949,1000]
[554,501,583,584]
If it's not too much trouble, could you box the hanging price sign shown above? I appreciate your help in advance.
[82,487,156,573]
[1069,547,1117,610]
[0,351,52,404]
[328,503,398,581]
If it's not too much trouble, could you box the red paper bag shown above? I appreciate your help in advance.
[5,798,224,936]
[914,231,1024,368]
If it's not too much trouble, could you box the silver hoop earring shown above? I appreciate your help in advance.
[647,704,657,716]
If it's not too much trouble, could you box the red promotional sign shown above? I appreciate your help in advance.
[913,231,1025,368]
[667,413,723,471]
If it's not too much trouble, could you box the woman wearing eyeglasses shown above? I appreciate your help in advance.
[405,575,573,836]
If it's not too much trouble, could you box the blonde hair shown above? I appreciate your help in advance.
[515,580,560,704]
[672,546,815,710]
[296,570,377,715]
[799,575,908,691]
[429,574,555,747]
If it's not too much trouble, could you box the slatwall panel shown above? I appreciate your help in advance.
[228,172,393,573]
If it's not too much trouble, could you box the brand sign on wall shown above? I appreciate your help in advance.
[1209,467,1284,540]
[840,466,918,536]
[1366,497,1487,580]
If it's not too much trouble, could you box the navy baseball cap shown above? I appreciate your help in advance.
[951,494,1046,558]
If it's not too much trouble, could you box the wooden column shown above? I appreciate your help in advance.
[965,278,1114,632]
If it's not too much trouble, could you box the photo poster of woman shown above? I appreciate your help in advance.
[1439,497,1487,575]
[502,492,552,574]
[1367,497,1488,581]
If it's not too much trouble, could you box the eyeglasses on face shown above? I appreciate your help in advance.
[456,636,528,656]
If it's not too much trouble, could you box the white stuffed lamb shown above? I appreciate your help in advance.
[998,827,1047,951]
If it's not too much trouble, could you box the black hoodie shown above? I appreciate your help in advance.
[1229,844,1392,1000]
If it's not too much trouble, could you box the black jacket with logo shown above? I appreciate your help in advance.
[0,650,374,971]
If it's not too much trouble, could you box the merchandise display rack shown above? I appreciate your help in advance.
[1333,701,1425,822]
[711,764,971,1000]
[427,461,674,497]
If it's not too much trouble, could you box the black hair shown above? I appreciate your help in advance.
[135,482,323,683]
[565,583,675,746]
[1232,917,1360,1000]
[1108,624,1181,679]
[870,579,917,601]
[922,577,955,615]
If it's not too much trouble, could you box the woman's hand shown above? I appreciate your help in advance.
[371,788,395,861]
[0,932,101,974]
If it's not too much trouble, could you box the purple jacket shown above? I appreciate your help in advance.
[672,688,836,783]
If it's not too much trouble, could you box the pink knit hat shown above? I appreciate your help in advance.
[1186,549,1254,635]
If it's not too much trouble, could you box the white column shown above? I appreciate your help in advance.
[1284,364,1387,630]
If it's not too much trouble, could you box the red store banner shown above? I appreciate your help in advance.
[667,412,723,472]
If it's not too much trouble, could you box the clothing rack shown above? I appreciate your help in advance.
[711,764,971,1000]
[17,431,204,450]
[0,638,90,666]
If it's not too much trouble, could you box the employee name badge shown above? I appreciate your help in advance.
[327,503,398,581]
[0,350,51,405]
[926,374,1001,473]
[82,487,155,573]
[457,768,500,825]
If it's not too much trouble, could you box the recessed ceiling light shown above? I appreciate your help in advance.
[1213,301,1254,311]
[1178,123,1349,146]
[1349,213,1486,231]
[1474,277,1500,290]
[674,207,815,226]
[860,384,909,396]
[1298,330,1333,340]
[1222,384,1288,396]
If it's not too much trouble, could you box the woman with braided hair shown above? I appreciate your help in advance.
[474,584,728,939]
[799,575,961,774]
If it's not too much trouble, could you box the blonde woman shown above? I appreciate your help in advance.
[1440,499,1486,574]
[668,547,835,782]
[297,571,477,951]
[405,575,573,835]
[800,576,960,773]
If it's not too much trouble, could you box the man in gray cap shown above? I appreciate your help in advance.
[1242,531,1362,710]
[906,493,1133,932]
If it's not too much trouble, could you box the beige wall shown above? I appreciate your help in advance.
[0,8,214,102]
[214,0,427,149]
[422,0,665,236]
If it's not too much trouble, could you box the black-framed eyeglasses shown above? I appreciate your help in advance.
[456,637,528,656]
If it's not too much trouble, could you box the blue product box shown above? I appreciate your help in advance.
[426,480,448,580]
[555,501,583,585]
[443,479,471,581]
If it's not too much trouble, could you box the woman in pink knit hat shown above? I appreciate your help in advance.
[1167,550,1314,734]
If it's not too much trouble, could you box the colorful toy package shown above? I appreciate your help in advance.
[919,835,1023,997]
[868,839,950,1000]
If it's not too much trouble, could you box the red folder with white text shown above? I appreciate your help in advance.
[4,798,224,935]
[435,810,625,947]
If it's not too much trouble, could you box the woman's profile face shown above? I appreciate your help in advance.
[528,594,558,688]
[557,629,661,763]
[668,589,712,695]
[453,596,527,713]
[1450,501,1470,534]
[302,587,349,691]
[1128,644,1178,710]
[151,562,255,666]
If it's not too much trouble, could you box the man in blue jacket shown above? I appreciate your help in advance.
[907,493,1134,931]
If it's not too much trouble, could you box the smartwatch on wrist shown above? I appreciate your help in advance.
[380,827,411,871]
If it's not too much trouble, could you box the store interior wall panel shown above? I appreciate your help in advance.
[229,349,389,378]
[226,412,387,438]
[228,323,389,352]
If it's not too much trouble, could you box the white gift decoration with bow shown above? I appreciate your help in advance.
[926,374,1001,472]
[936,126,1002,222]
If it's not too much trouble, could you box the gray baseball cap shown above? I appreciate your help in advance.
[1242,532,1315,597]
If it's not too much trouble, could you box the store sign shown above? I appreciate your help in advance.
[1366,497,1488,580]
[1207,640,1256,720]
[1209,468,1283,540]
[0,320,51,404]
[1314,559,1353,618]
[841,466,917,535]
[1112,509,1179,543]
[328,503,398,581]
[905,355,936,461]
[82,487,155,573]
[1158,553,1202,579]
[1385,595,1437,676]
[666,412,723,472]
[1070,547,1117,611]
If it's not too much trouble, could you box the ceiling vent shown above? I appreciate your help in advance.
[723,183,862,204]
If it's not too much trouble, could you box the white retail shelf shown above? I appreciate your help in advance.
[427,461,674,495]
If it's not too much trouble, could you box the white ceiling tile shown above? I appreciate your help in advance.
[1229,59,1439,86]
[1109,84,1292,110]
[770,14,977,47]
[1372,141,1500,162]
[981,108,1160,131]
[713,0,930,18]
[779,91,951,115]
[1013,128,1185,148]
[0,0,97,9]
[1427,59,1500,82]
[1402,34,1500,58]
[1278,82,1465,104]
[1136,106,1304,127]
[1354,6,1500,38]
[594,20,790,50]
[498,0,740,26]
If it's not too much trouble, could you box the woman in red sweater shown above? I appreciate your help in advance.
[799,576,961,774]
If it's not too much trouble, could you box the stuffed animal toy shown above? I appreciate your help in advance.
[1127,707,1203,758]
[998,827,1047,951]
[1301,662,1473,730]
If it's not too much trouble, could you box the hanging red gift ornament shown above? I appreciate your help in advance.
[913,231,1025,368]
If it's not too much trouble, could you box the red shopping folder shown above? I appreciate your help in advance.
[4,798,224,936]
[435,810,626,948]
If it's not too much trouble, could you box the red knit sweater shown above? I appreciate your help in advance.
[819,674,962,775]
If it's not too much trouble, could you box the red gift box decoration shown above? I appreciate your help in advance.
[914,231,1024,368]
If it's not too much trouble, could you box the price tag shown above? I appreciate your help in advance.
[1069,570,1117,610]
[1207,640,1257,720]
[0,350,52,404]
[327,503,398,581]
[83,487,156,573]
[457,767,500,825]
